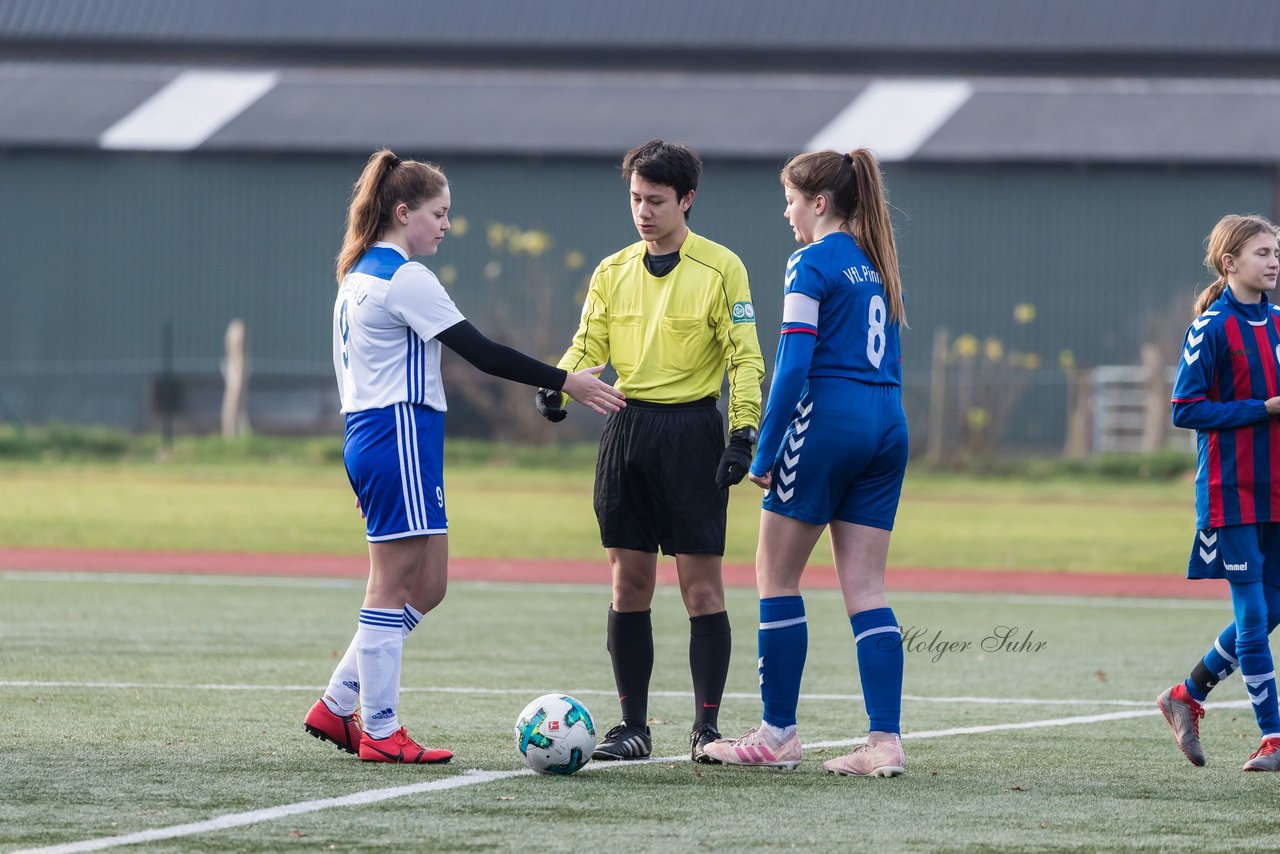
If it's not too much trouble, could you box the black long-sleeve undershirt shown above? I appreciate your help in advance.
[436,320,567,392]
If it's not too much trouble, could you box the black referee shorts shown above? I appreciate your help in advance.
[593,398,727,556]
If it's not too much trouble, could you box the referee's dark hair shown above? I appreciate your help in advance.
[621,140,701,221]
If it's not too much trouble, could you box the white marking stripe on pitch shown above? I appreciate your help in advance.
[99,70,278,151]
[0,571,1231,611]
[805,80,972,161]
[16,703,1245,854]
[0,680,1162,708]
[13,769,514,854]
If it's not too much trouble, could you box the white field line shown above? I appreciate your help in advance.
[14,703,1243,854]
[0,570,1230,610]
[0,679,1165,708]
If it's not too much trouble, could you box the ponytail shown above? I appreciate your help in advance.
[1193,214,1280,316]
[781,148,907,327]
[335,148,448,285]
[846,149,906,328]
[1191,279,1227,317]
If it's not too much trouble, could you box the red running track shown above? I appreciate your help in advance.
[0,547,1227,600]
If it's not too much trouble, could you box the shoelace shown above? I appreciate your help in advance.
[1189,704,1204,734]
[1249,739,1280,760]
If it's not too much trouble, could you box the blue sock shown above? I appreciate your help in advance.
[758,596,807,729]
[1184,623,1239,702]
[851,607,903,734]
[1230,581,1280,738]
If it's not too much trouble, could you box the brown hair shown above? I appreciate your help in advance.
[782,148,906,326]
[1193,214,1280,316]
[335,148,448,284]
[620,140,701,221]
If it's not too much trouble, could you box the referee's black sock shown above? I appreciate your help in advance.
[690,610,732,731]
[607,607,653,729]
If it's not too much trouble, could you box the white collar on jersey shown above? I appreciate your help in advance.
[373,240,409,258]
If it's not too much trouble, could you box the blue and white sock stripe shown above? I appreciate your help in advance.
[759,616,808,631]
[854,625,902,644]
[359,608,404,630]
[1244,670,1276,686]
[1215,639,1240,666]
[403,604,422,633]
[394,403,430,531]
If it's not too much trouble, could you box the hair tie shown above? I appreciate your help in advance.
[844,153,854,165]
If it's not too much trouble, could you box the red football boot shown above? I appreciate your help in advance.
[304,698,363,755]
[359,727,453,764]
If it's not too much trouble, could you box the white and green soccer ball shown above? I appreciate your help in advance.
[514,694,597,775]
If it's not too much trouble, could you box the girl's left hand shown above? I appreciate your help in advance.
[749,472,771,490]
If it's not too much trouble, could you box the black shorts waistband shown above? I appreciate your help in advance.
[624,397,717,411]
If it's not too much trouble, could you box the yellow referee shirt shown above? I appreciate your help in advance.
[557,230,764,432]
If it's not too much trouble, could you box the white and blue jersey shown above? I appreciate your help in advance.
[333,242,464,413]
[753,231,907,529]
[333,242,462,541]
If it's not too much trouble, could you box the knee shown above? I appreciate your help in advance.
[612,576,652,610]
[682,581,725,616]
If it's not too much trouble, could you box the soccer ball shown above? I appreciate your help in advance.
[514,694,597,775]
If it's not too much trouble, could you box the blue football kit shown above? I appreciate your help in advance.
[753,231,908,529]
[1171,287,1280,738]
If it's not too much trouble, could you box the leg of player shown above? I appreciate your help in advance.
[306,536,450,758]
[1233,580,1280,771]
[823,520,905,778]
[675,552,732,762]
[702,510,820,769]
[593,547,658,761]
[355,536,452,764]
[1157,621,1235,767]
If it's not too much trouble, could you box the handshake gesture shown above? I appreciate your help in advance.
[536,365,624,421]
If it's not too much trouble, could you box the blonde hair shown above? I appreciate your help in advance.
[781,148,906,327]
[1193,214,1280,316]
[335,149,448,284]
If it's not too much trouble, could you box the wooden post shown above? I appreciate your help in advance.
[1139,343,1168,453]
[925,327,948,466]
[221,319,249,439]
[1063,367,1093,459]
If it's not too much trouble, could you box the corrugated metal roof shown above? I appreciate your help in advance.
[4,62,1279,163]
[2,0,1279,59]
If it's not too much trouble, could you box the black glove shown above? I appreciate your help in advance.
[535,388,567,423]
[715,426,758,489]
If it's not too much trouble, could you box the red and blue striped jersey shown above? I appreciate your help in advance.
[1171,287,1280,528]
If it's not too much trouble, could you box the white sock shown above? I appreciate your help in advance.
[761,720,795,741]
[324,605,424,716]
[402,603,424,638]
[355,608,405,739]
[323,636,361,716]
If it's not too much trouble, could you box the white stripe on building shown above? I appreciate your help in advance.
[100,70,278,151]
[806,80,973,162]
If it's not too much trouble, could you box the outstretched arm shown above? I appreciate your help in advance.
[437,320,567,389]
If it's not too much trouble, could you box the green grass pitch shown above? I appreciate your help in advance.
[5,571,1280,852]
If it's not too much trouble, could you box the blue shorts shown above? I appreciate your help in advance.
[344,402,447,542]
[1187,522,1280,585]
[760,378,908,529]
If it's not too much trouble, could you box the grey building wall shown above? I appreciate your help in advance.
[0,150,1272,447]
